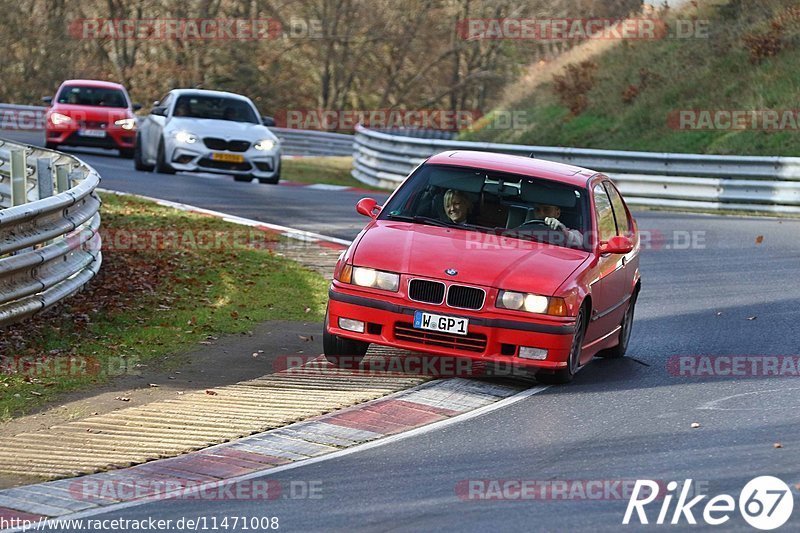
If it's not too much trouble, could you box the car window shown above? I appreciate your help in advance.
[172,95,259,123]
[603,181,630,235]
[593,183,617,242]
[379,163,590,250]
[159,93,174,111]
[57,86,128,108]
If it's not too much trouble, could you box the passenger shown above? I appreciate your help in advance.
[443,189,473,224]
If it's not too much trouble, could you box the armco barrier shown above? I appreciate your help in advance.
[0,103,354,157]
[352,125,800,214]
[0,138,102,327]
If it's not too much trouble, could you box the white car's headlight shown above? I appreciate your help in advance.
[254,139,276,151]
[114,118,136,130]
[49,112,72,125]
[496,290,567,316]
[351,267,400,292]
[174,131,198,144]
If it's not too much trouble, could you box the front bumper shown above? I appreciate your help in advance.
[46,126,135,149]
[168,145,280,178]
[327,284,576,372]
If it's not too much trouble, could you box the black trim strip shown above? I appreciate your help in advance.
[329,289,575,335]
[592,294,630,321]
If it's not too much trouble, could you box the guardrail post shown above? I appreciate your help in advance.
[10,149,26,206]
[55,164,69,193]
[36,157,54,199]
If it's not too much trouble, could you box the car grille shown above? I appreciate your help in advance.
[197,158,252,171]
[203,137,251,152]
[447,285,485,310]
[394,322,487,353]
[408,279,445,304]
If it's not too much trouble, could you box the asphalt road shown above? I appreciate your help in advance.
[4,130,799,531]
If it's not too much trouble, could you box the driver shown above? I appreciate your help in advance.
[533,203,584,247]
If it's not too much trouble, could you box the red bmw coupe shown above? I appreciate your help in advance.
[325,151,641,383]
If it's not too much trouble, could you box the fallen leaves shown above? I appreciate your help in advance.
[114,396,131,402]
[205,390,218,396]
[755,235,764,244]
[774,442,783,449]
[691,422,701,429]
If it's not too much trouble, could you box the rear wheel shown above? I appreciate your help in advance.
[597,290,638,359]
[155,138,175,174]
[536,305,587,385]
[323,310,369,368]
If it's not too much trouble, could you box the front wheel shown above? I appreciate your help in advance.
[233,175,253,182]
[155,139,176,174]
[323,311,369,368]
[45,142,59,150]
[536,305,587,385]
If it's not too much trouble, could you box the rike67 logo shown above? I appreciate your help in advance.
[623,477,794,530]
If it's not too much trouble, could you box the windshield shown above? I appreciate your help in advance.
[57,85,128,108]
[379,163,590,250]
[173,95,259,124]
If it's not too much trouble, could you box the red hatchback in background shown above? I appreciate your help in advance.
[43,79,141,158]
[325,151,641,384]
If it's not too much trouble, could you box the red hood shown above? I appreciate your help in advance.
[352,220,590,296]
[49,104,133,123]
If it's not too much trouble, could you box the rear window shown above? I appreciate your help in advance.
[57,86,128,108]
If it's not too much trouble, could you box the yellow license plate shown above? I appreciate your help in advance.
[211,152,244,163]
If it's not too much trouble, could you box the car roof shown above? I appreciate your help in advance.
[426,151,597,188]
[59,79,127,90]
[170,88,252,101]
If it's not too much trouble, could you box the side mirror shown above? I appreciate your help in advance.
[150,106,167,117]
[356,198,380,219]
[262,115,276,127]
[599,235,634,255]
[42,96,53,105]
[132,103,142,111]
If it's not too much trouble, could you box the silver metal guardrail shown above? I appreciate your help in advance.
[0,103,355,157]
[0,138,102,327]
[352,125,800,214]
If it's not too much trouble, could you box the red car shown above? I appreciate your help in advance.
[325,151,641,383]
[43,79,141,158]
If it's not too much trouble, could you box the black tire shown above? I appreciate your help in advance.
[537,305,588,385]
[119,148,134,159]
[323,310,369,368]
[597,290,638,359]
[45,142,58,150]
[133,136,154,171]
[155,138,176,174]
[233,175,253,182]
[259,164,280,184]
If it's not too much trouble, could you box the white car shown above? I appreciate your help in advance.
[134,89,281,184]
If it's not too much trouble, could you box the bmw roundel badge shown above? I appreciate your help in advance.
[445,268,458,276]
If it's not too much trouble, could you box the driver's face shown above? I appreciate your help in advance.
[446,197,468,223]
[534,204,560,219]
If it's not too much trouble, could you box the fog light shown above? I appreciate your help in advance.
[338,318,364,333]
[519,347,548,360]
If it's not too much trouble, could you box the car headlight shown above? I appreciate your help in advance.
[173,131,198,144]
[254,139,276,151]
[114,118,136,130]
[49,112,72,125]
[345,266,400,292]
[496,290,567,316]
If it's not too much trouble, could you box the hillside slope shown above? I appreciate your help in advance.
[463,0,800,156]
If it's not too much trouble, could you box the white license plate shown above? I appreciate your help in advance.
[79,129,106,138]
[413,311,469,336]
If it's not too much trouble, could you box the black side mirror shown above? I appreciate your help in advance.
[132,103,142,111]
[262,115,276,127]
[150,106,167,117]
[42,96,53,105]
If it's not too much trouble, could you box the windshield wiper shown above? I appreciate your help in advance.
[385,214,454,228]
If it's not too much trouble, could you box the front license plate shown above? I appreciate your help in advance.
[211,152,245,163]
[413,311,469,336]
[79,129,106,138]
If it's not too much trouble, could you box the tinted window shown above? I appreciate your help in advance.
[593,183,617,242]
[57,86,128,108]
[379,164,589,250]
[604,181,630,235]
[173,95,258,123]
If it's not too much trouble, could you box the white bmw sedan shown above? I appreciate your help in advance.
[134,89,281,184]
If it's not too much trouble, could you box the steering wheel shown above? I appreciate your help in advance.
[516,219,549,228]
